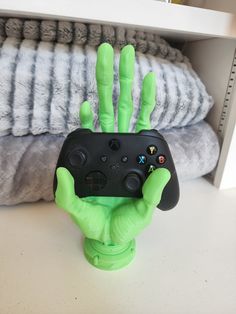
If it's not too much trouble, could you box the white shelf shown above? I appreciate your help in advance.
[1,179,236,313]
[0,0,236,41]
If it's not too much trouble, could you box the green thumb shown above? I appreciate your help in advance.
[142,168,171,207]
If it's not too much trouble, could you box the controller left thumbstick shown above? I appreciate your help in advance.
[69,149,87,167]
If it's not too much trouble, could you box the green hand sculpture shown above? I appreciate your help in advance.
[55,43,171,270]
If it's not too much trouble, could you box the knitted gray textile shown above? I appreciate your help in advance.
[0,37,213,137]
[0,121,219,205]
[0,17,186,63]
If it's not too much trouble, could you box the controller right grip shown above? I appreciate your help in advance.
[157,171,179,210]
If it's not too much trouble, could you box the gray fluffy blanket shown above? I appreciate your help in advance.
[0,23,219,205]
[0,121,219,205]
[0,18,187,62]
[0,37,213,137]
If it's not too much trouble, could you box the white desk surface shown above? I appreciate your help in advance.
[0,178,236,314]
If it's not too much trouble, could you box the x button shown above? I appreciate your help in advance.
[136,154,147,165]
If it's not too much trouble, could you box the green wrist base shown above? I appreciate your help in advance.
[83,238,136,271]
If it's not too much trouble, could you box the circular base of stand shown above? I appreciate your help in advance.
[83,238,136,271]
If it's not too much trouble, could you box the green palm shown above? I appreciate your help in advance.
[55,43,170,246]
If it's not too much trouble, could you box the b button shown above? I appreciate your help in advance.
[156,154,166,164]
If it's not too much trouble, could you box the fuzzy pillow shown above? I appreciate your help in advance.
[0,38,213,137]
[0,121,219,205]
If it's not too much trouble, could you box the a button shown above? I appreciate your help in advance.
[100,155,108,163]
[124,173,142,192]
[156,154,166,164]
[147,145,157,155]
[68,149,86,167]
[85,171,107,191]
[147,164,156,175]
[109,139,120,151]
[136,154,147,165]
[121,156,128,163]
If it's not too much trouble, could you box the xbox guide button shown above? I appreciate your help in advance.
[109,139,120,151]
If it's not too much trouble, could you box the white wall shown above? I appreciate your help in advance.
[185,38,236,189]
[186,0,236,13]
[220,125,236,189]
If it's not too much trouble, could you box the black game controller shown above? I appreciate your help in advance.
[53,129,179,210]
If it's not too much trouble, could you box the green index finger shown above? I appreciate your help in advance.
[135,72,156,132]
[96,43,114,132]
[118,45,135,132]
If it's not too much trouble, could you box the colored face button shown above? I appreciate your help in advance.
[147,145,157,155]
[136,154,147,165]
[147,164,156,175]
[156,154,166,164]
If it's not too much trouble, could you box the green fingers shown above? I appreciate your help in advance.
[55,167,78,213]
[141,168,171,207]
[96,43,135,133]
[55,167,171,245]
[95,43,156,133]
[82,44,156,133]
[79,101,94,130]
[135,72,156,132]
[110,168,171,244]
[55,167,112,243]
[55,167,91,216]
[96,43,114,132]
[118,45,135,132]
